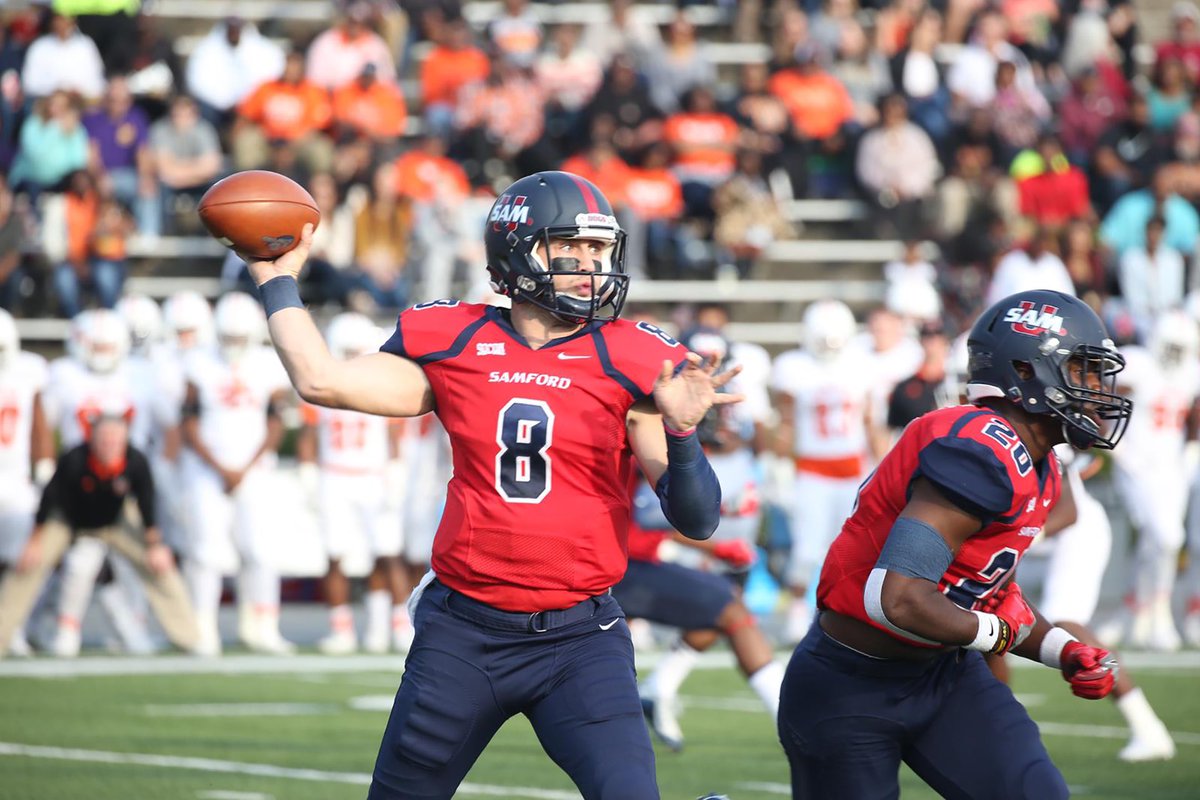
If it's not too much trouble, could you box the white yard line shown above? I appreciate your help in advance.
[197,791,274,800]
[0,741,582,800]
[3,648,1198,680]
[142,703,336,717]
[1037,722,1200,746]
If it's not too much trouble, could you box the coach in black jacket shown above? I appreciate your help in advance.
[0,410,198,657]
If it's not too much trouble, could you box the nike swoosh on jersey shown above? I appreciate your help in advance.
[557,353,592,360]
[599,619,620,630]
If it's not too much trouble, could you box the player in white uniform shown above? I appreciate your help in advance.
[1102,312,1200,651]
[772,300,887,642]
[180,292,292,655]
[298,313,409,654]
[0,311,54,655]
[157,292,217,553]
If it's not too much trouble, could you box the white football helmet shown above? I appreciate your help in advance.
[78,309,131,374]
[885,279,941,324]
[0,308,18,372]
[116,295,163,356]
[1150,309,1200,372]
[326,312,381,360]
[802,300,856,361]
[163,291,215,351]
[214,292,266,364]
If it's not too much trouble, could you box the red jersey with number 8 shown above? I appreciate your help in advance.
[381,301,687,612]
[818,405,1061,646]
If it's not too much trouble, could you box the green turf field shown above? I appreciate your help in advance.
[0,653,1197,799]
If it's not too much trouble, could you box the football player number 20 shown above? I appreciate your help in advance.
[495,399,555,503]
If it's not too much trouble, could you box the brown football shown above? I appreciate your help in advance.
[198,171,321,259]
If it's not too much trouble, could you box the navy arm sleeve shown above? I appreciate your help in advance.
[916,437,1014,525]
[655,430,722,540]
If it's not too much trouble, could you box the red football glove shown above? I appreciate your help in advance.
[979,583,1036,654]
[711,540,756,568]
[1060,641,1118,700]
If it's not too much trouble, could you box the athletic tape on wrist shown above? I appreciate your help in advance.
[1038,626,1079,670]
[968,610,1012,654]
[258,275,303,318]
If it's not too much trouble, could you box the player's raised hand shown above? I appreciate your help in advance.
[653,353,744,432]
[243,223,315,287]
[1060,642,1118,699]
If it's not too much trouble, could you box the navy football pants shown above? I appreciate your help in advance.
[368,581,659,799]
[611,559,734,630]
[778,621,1069,800]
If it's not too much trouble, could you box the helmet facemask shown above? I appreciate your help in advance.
[498,223,630,325]
[998,340,1132,450]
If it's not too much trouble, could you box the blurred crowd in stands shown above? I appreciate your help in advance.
[0,0,1197,341]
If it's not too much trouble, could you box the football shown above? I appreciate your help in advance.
[198,170,320,260]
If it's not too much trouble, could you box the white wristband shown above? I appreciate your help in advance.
[34,457,56,489]
[1038,626,1079,669]
[967,611,1002,652]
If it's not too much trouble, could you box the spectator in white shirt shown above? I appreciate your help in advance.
[186,17,286,128]
[947,9,1044,112]
[580,0,662,68]
[986,227,1077,305]
[1120,215,1187,338]
[21,13,105,102]
[305,2,396,91]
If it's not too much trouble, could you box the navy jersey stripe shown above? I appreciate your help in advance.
[413,315,492,365]
[591,330,645,400]
[947,409,990,438]
[379,315,406,359]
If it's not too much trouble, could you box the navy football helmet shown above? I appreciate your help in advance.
[966,290,1132,449]
[484,171,629,324]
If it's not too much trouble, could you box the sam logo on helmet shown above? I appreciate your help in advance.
[1004,301,1066,337]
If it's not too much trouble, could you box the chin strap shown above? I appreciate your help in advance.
[1061,412,1101,450]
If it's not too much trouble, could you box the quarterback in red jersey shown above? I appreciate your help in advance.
[244,171,736,800]
[778,290,1133,799]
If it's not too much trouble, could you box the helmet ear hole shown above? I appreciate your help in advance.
[1012,360,1034,380]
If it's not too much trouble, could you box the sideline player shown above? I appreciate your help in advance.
[0,311,54,656]
[298,312,408,655]
[778,290,1133,798]
[619,466,781,753]
[772,299,887,642]
[180,292,292,655]
[245,171,734,799]
[1102,311,1200,651]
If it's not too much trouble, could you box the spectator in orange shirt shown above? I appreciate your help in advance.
[623,142,687,279]
[393,133,470,205]
[559,136,633,211]
[53,171,129,317]
[306,1,396,91]
[234,51,334,175]
[663,85,741,218]
[333,63,408,144]
[768,43,855,197]
[768,43,855,142]
[420,19,489,138]
[1015,134,1092,229]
